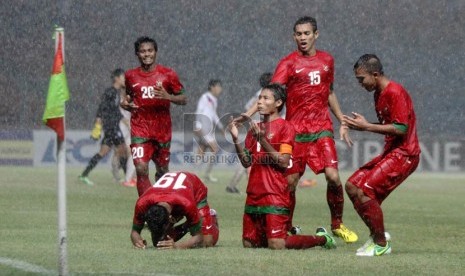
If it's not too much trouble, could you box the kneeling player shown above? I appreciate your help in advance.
[228,83,336,250]
[130,171,219,249]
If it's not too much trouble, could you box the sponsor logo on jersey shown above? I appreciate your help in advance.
[295,68,305,73]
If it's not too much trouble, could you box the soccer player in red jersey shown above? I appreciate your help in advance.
[130,171,219,249]
[122,37,187,196]
[241,16,357,242]
[343,54,420,256]
[229,83,336,250]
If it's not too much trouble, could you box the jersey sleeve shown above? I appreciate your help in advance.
[184,202,202,235]
[271,58,290,85]
[167,69,184,95]
[328,55,335,85]
[244,131,255,153]
[388,89,410,126]
[279,122,295,152]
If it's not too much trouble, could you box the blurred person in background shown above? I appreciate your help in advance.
[111,94,136,187]
[79,69,128,186]
[194,79,224,183]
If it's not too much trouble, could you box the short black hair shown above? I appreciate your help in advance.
[293,16,318,32]
[259,72,273,88]
[208,79,222,90]
[111,68,124,79]
[262,83,286,112]
[145,205,169,246]
[354,54,384,75]
[134,36,158,55]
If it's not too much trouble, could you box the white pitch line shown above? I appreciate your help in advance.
[0,257,54,275]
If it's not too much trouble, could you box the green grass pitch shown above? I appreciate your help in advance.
[0,166,464,275]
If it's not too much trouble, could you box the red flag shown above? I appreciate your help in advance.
[43,27,70,142]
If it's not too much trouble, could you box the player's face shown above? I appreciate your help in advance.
[136,42,157,67]
[354,68,377,92]
[115,75,125,88]
[293,23,319,55]
[257,89,281,115]
[210,85,222,97]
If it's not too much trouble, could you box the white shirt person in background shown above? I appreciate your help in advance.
[194,79,224,182]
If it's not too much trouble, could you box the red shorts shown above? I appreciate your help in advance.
[348,152,419,203]
[199,205,219,245]
[130,140,170,167]
[242,213,288,247]
[287,137,338,176]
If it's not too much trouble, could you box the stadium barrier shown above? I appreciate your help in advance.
[0,130,462,172]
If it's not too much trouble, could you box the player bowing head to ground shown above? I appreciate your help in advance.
[238,16,357,243]
[343,54,420,256]
[130,171,219,249]
[122,36,187,196]
[229,83,336,250]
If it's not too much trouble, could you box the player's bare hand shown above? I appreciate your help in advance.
[227,116,240,141]
[339,124,353,147]
[154,85,172,100]
[121,95,138,111]
[157,236,176,250]
[130,231,146,249]
[249,121,265,141]
[232,113,252,124]
[343,112,369,131]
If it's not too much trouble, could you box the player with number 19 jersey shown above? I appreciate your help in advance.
[125,65,184,143]
[272,50,334,136]
[132,171,218,243]
[244,118,295,209]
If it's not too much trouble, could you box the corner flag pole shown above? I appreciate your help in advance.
[43,26,70,276]
[55,27,68,276]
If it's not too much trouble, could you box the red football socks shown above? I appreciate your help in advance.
[327,184,344,229]
[285,235,326,249]
[355,199,386,246]
[288,191,296,230]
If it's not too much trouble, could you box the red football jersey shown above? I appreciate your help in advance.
[125,65,184,142]
[272,50,334,135]
[244,118,295,208]
[375,81,420,156]
[132,172,202,231]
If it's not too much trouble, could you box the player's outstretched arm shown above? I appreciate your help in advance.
[343,112,407,136]
[233,101,258,123]
[328,89,353,147]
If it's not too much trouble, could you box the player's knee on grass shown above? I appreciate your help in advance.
[242,239,253,248]
[203,234,215,247]
[267,238,286,250]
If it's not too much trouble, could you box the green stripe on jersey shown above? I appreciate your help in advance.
[244,205,290,215]
[131,137,149,144]
[197,198,208,209]
[189,219,202,235]
[393,123,408,133]
[295,130,333,142]
[132,223,144,233]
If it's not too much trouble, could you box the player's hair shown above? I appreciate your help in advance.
[262,83,286,112]
[293,16,318,32]
[354,54,384,75]
[259,72,273,88]
[134,36,158,55]
[111,68,124,79]
[208,79,222,90]
[145,205,169,246]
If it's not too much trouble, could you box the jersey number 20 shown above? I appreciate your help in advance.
[153,173,187,190]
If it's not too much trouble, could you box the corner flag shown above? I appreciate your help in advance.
[43,26,70,142]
